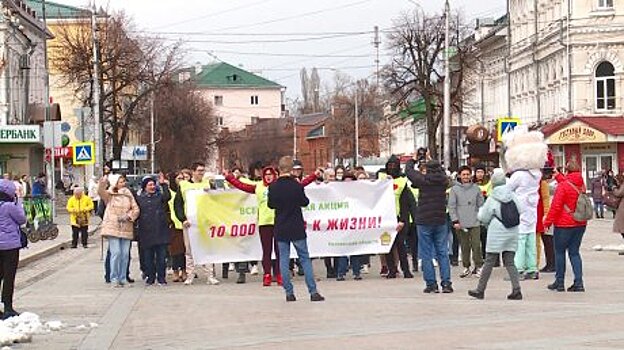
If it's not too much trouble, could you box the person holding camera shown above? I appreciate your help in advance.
[0,179,27,318]
[406,151,453,293]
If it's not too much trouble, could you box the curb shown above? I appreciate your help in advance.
[18,225,101,269]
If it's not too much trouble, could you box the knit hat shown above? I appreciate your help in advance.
[141,176,156,190]
[0,179,16,198]
[490,168,506,188]
[474,163,486,172]
[108,174,122,189]
[385,155,401,178]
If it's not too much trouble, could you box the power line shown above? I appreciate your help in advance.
[155,32,370,44]
[134,30,374,37]
[187,49,373,58]
[211,0,375,32]
[152,0,274,30]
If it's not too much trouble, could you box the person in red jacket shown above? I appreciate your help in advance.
[543,160,587,292]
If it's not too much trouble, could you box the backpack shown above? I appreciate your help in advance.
[494,199,520,229]
[564,181,593,222]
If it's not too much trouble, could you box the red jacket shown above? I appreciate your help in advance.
[544,171,587,228]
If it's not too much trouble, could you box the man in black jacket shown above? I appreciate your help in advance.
[406,157,453,294]
[268,156,324,302]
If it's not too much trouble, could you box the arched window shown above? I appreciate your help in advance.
[595,61,616,111]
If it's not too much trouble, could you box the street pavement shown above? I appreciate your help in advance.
[12,218,624,350]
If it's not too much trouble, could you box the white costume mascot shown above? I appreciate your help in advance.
[502,125,548,279]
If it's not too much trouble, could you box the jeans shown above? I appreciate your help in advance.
[417,223,451,287]
[515,232,537,273]
[143,244,168,284]
[277,239,318,296]
[554,226,586,286]
[105,245,132,283]
[594,200,604,218]
[108,237,132,284]
[337,256,361,277]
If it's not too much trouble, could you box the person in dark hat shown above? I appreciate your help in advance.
[384,155,416,279]
[136,175,171,285]
[473,164,492,263]
[406,156,453,294]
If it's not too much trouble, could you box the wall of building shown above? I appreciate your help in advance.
[200,88,283,132]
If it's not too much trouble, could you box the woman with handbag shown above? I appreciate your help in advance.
[67,186,94,248]
[0,179,27,319]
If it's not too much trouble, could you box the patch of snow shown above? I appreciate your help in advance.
[44,321,63,331]
[593,244,624,252]
[75,325,87,330]
[89,322,98,328]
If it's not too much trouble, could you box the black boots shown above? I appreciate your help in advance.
[567,284,585,292]
[236,272,246,284]
[547,282,565,292]
[2,303,19,320]
[468,290,484,300]
[507,289,523,300]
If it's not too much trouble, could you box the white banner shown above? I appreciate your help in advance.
[186,180,398,264]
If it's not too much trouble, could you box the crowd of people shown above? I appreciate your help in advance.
[0,143,623,307]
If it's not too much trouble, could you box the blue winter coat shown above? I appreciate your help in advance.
[477,184,523,253]
[136,185,171,248]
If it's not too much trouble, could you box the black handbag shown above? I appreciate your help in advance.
[20,227,28,249]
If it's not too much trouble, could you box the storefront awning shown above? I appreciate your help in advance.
[542,116,624,144]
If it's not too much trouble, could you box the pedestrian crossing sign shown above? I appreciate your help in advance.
[497,118,521,140]
[72,142,95,165]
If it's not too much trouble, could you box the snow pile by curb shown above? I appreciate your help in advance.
[592,244,624,252]
[0,313,66,347]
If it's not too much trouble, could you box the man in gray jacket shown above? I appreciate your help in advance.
[449,166,485,278]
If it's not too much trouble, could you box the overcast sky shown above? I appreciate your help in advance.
[57,0,505,99]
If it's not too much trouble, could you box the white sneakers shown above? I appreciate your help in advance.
[250,265,259,275]
[459,267,471,278]
[207,277,221,285]
[361,265,370,274]
[228,263,235,271]
[183,276,194,285]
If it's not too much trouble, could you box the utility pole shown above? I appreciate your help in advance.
[91,3,103,176]
[443,0,451,169]
[293,115,297,158]
[373,25,381,89]
[150,93,155,174]
[41,0,56,217]
[354,89,359,166]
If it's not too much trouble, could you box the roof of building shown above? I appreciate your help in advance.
[295,112,330,126]
[397,98,427,121]
[189,62,282,89]
[541,116,624,136]
[26,0,91,19]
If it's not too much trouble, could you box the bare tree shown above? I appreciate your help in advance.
[327,79,384,164]
[383,9,470,158]
[153,82,216,171]
[51,12,182,160]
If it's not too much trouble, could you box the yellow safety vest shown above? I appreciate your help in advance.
[394,177,408,215]
[179,179,211,204]
[168,190,183,230]
[478,181,492,198]
[255,181,275,226]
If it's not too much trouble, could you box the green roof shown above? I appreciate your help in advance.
[191,62,282,89]
[26,0,91,19]
[398,98,427,121]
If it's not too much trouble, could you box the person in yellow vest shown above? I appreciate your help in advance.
[66,186,94,248]
[173,162,220,286]
[384,155,416,279]
[167,172,187,283]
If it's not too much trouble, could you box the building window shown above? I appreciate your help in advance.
[251,116,259,124]
[595,61,616,111]
[251,95,259,105]
[217,116,224,126]
[214,95,223,106]
[598,0,614,9]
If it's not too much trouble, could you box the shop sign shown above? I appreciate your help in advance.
[45,147,72,162]
[547,122,607,144]
[0,125,41,143]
